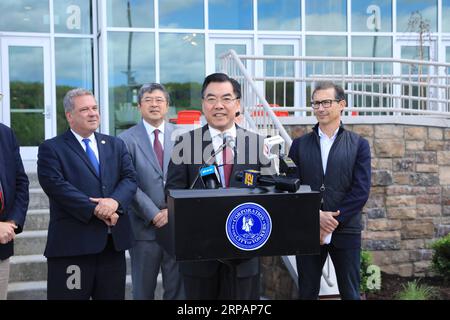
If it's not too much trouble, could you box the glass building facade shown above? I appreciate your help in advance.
[1,0,450,160]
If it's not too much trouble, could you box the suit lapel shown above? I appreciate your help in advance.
[134,122,163,177]
[95,132,106,180]
[63,130,100,179]
[163,122,175,175]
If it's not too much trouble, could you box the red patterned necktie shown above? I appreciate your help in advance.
[153,129,164,170]
[223,138,233,188]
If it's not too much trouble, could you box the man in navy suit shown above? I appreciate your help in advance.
[288,81,371,300]
[0,92,30,299]
[37,88,137,300]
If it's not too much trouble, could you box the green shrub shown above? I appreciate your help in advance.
[395,280,437,300]
[360,250,381,293]
[430,233,450,282]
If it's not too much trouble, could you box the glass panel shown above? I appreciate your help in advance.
[444,1,450,32]
[397,0,436,32]
[209,0,252,30]
[107,0,154,28]
[263,45,294,107]
[108,32,156,135]
[159,0,203,29]
[351,36,393,74]
[9,46,45,146]
[258,0,300,31]
[305,0,346,31]
[160,33,205,115]
[215,44,246,71]
[401,46,430,110]
[53,0,92,34]
[55,38,94,135]
[352,0,392,32]
[0,0,49,33]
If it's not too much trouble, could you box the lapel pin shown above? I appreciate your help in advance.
[101,140,106,144]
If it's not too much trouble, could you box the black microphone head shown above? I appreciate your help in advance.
[234,171,244,182]
[199,165,220,189]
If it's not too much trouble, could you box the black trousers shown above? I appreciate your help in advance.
[47,236,126,300]
[182,262,260,300]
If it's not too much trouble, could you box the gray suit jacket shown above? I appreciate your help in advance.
[119,121,175,241]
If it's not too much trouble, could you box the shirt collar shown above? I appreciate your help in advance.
[143,119,165,135]
[318,126,339,140]
[71,129,96,145]
[208,125,237,141]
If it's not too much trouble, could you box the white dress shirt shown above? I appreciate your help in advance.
[142,119,165,148]
[318,126,339,244]
[208,125,236,188]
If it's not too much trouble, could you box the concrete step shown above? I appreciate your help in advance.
[8,274,163,300]
[9,253,132,282]
[29,188,49,210]
[24,209,49,231]
[14,230,47,256]
[27,172,40,189]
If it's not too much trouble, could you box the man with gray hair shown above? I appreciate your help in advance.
[119,83,184,300]
[37,88,137,299]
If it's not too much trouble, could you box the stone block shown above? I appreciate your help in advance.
[409,249,433,261]
[445,128,450,140]
[363,239,401,250]
[386,195,416,207]
[406,140,425,151]
[387,207,416,220]
[401,239,425,250]
[437,151,450,165]
[410,173,439,186]
[437,224,450,237]
[353,125,374,137]
[413,261,432,275]
[371,158,392,170]
[416,164,438,173]
[393,158,415,172]
[416,204,442,217]
[363,230,401,240]
[439,167,450,185]
[375,125,404,139]
[425,140,444,151]
[415,152,437,164]
[365,208,386,219]
[428,127,443,140]
[405,127,427,140]
[393,173,410,185]
[367,219,402,231]
[372,170,393,186]
[382,263,414,277]
[365,194,385,208]
[402,221,435,239]
[374,139,405,157]
[416,195,441,205]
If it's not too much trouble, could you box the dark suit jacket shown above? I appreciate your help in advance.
[0,124,29,260]
[37,130,137,258]
[165,124,268,278]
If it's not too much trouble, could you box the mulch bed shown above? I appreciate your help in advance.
[366,272,450,300]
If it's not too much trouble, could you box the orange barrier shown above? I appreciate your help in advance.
[176,110,202,124]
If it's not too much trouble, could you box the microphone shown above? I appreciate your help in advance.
[235,170,301,193]
[189,133,235,189]
[199,165,221,189]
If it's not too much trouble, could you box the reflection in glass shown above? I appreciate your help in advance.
[160,33,205,113]
[159,0,203,29]
[53,0,92,34]
[107,0,154,28]
[263,45,294,107]
[258,0,300,31]
[352,36,392,74]
[397,0,436,32]
[215,44,246,72]
[443,0,450,32]
[55,38,94,134]
[0,0,49,32]
[209,0,253,30]
[108,32,156,135]
[9,46,45,146]
[305,0,346,31]
[352,0,392,32]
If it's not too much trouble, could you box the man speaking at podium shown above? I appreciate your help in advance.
[165,73,268,300]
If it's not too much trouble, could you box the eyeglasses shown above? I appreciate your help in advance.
[203,96,239,106]
[310,99,340,109]
[141,98,166,104]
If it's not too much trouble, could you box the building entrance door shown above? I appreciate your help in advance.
[1,37,54,162]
